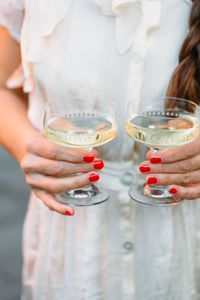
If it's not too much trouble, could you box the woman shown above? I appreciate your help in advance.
[0,0,200,299]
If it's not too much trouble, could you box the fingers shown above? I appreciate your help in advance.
[146,149,152,160]
[148,134,200,164]
[26,172,100,194]
[167,184,200,200]
[32,188,74,216]
[21,154,104,176]
[145,170,200,186]
[140,154,200,174]
[6,64,24,89]
[25,134,98,163]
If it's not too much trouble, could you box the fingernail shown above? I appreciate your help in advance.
[169,187,177,194]
[89,173,100,182]
[64,209,74,216]
[83,155,94,163]
[150,156,162,164]
[94,160,104,170]
[139,164,151,173]
[146,176,157,184]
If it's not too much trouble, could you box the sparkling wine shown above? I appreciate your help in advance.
[125,111,199,148]
[44,114,117,148]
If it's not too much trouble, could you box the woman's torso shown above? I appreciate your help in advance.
[13,1,200,300]
[24,0,191,163]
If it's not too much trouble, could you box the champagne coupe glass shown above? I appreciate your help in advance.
[43,98,118,206]
[125,96,200,206]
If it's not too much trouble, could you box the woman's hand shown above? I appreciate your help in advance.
[20,132,104,216]
[139,134,200,200]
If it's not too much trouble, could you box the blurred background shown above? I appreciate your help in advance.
[0,147,29,300]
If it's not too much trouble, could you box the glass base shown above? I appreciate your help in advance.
[129,181,182,207]
[56,184,109,206]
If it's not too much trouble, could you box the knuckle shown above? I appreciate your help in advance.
[62,180,71,192]
[190,188,200,200]
[178,192,186,200]
[50,184,59,194]
[184,144,194,157]
[32,189,43,201]
[165,174,171,184]
[20,156,30,172]
[158,174,170,184]
[21,155,38,173]
[72,177,82,189]
[184,189,192,200]
[160,163,166,173]
[25,138,34,152]
[192,141,199,154]
[171,152,177,161]
[181,173,191,185]
[51,161,65,175]
[176,187,187,200]
[81,164,91,173]
[50,145,60,159]
[25,174,33,186]
[68,150,78,161]
[49,182,63,194]
[178,159,192,172]
[25,136,39,152]
[48,204,55,212]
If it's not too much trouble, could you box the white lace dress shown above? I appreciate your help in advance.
[1,0,200,300]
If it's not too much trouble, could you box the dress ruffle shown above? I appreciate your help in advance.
[19,0,160,93]
[96,0,161,54]
[20,0,71,93]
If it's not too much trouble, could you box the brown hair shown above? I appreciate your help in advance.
[167,0,200,104]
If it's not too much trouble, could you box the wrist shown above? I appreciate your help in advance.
[2,125,39,163]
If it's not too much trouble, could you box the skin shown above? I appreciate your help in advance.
[140,136,200,200]
[0,27,101,216]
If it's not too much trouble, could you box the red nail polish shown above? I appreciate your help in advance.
[94,160,104,170]
[169,187,177,194]
[89,173,100,182]
[139,164,151,173]
[147,177,157,184]
[65,209,74,216]
[83,155,94,163]
[150,156,162,164]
